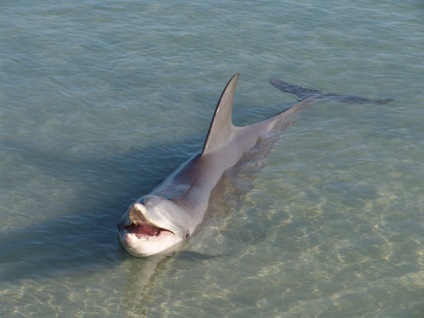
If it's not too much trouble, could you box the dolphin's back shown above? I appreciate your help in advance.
[178,76,316,223]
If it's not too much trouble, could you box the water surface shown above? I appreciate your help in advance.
[1,1,424,317]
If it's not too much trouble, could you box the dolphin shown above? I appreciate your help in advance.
[117,73,390,257]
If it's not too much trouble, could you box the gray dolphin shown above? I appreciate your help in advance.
[117,73,317,256]
[117,73,390,257]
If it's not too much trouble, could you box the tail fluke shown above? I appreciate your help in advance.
[270,78,393,105]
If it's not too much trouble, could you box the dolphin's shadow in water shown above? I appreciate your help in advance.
[0,134,207,283]
[120,250,221,316]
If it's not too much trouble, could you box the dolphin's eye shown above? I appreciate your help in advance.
[185,233,190,239]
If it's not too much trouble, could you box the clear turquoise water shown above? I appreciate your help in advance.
[1,1,424,317]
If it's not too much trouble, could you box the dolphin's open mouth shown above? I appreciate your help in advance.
[121,205,175,240]
[123,221,173,240]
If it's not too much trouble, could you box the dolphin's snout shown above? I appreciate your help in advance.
[129,204,145,224]
[117,203,146,231]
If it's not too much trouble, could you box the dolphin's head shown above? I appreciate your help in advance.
[117,195,190,257]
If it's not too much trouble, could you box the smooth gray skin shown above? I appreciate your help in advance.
[117,73,316,257]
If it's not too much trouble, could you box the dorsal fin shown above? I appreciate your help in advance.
[201,73,239,155]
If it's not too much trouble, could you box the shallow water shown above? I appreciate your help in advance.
[1,0,424,317]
